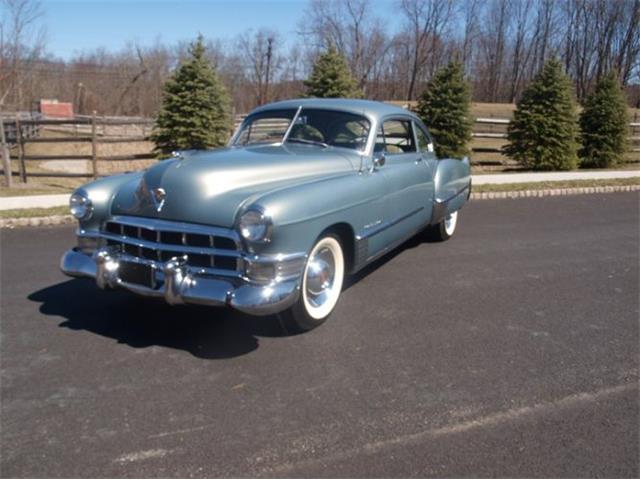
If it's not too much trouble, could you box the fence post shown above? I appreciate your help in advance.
[91,111,98,179]
[0,117,12,188]
[15,115,27,183]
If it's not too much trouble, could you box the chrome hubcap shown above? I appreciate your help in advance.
[305,247,336,308]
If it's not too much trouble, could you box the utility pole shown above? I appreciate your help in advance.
[264,37,273,105]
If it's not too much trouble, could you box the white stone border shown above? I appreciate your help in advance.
[0,185,638,228]
[0,215,75,229]
[470,184,640,200]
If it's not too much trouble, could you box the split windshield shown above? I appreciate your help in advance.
[233,108,371,151]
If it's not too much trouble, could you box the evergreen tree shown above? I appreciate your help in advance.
[152,36,231,155]
[304,46,362,98]
[579,72,630,168]
[503,59,579,170]
[415,61,473,158]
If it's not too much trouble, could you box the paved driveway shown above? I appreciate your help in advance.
[1,193,638,477]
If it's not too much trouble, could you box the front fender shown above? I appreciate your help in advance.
[249,172,381,257]
[76,172,143,231]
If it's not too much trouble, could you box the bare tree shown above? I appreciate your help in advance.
[398,0,455,100]
[508,0,535,102]
[238,29,281,106]
[480,0,511,102]
[0,0,46,109]
[460,0,482,74]
[560,0,639,100]
[300,0,389,94]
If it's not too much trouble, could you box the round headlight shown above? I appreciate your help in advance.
[238,209,272,243]
[69,192,93,220]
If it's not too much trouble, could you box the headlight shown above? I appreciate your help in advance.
[237,208,272,243]
[69,192,93,220]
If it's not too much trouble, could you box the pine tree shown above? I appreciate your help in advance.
[304,46,362,98]
[503,59,579,170]
[152,36,231,155]
[579,72,630,168]
[415,61,473,158]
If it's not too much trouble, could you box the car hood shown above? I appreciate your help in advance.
[111,144,360,227]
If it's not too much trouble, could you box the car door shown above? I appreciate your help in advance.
[376,117,433,245]
[413,120,437,220]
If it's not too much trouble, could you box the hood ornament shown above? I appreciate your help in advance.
[151,187,167,212]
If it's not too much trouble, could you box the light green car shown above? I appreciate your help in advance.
[61,99,471,331]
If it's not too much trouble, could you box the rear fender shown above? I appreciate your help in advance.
[431,157,471,224]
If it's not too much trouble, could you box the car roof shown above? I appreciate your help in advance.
[250,98,420,122]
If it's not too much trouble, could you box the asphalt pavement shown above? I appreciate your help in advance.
[1,193,638,478]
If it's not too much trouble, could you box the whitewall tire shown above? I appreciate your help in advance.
[427,210,459,241]
[280,234,345,332]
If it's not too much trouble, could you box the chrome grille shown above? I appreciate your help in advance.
[99,216,241,275]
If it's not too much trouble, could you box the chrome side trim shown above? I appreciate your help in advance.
[356,206,424,240]
[437,183,471,205]
[352,236,369,273]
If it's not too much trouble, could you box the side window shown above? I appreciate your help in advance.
[375,119,416,154]
[415,124,433,153]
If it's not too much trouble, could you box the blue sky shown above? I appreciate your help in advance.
[38,0,396,60]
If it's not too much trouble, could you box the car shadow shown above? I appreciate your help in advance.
[28,278,290,360]
[29,231,433,360]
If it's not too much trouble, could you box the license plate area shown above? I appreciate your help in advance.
[119,261,155,289]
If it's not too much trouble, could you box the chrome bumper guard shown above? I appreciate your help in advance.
[60,247,302,316]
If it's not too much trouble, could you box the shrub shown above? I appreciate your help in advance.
[579,72,630,168]
[415,61,473,159]
[152,36,231,155]
[503,59,579,170]
[304,45,362,98]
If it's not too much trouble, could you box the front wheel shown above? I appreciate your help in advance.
[279,234,345,333]
[426,210,458,241]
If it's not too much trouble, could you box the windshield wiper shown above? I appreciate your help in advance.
[286,138,329,148]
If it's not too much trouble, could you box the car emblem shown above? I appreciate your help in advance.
[151,187,166,212]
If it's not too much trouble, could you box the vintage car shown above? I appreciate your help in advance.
[61,99,471,331]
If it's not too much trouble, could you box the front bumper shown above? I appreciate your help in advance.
[60,248,301,316]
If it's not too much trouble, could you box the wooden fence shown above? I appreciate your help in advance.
[471,117,640,153]
[1,111,638,188]
[0,113,154,187]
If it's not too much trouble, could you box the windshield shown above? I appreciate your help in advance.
[233,108,371,151]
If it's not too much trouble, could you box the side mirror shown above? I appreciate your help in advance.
[372,153,386,171]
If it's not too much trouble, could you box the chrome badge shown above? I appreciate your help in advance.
[151,187,167,212]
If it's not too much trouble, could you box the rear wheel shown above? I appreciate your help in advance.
[279,234,345,333]
[426,210,458,241]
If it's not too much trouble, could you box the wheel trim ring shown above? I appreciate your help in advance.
[302,237,344,320]
[444,211,458,236]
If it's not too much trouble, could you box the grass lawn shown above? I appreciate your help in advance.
[0,182,77,196]
[0,206,70,219]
